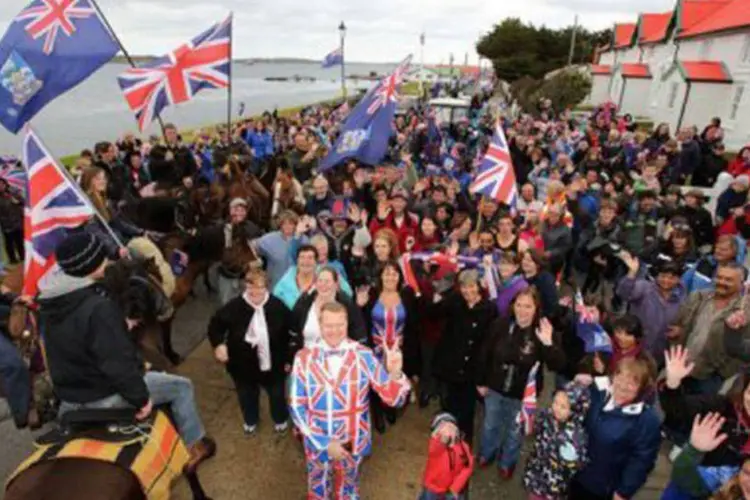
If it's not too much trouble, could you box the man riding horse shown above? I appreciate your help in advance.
[36,233,216,472]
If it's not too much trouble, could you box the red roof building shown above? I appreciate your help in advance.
[620,63,652,78]
[614,23,638,48]
[676,60,733,82]
[638,12,673,44]
[676,0,742,38]
[591,64,612,75]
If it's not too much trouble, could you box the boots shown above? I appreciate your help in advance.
[184,436,217,474]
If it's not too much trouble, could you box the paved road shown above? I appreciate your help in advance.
[1,288,670,499]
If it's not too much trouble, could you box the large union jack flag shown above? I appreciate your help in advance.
[574,290,613,353]
[15,0,96,55]
[469,121,518,206]
[22,128,95,296]
[117,15,232,131]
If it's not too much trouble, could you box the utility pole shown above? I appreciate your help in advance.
[339,21,347,99]
[420,32,425,99]
[568,15,579,66]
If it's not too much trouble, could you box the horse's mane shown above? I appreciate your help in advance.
[101,258,160,324]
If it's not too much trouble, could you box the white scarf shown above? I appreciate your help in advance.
[243,292,271,372]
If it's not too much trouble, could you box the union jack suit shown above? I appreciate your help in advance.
[289,338,411,499]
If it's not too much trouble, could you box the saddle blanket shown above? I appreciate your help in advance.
[7,411,189,500]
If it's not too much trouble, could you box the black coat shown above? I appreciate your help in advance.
[289,291,367,356]
[676,205,715,248]
[431,292,498,384]
[37,282,148,409]
[475,317,565,400]
[360,287,422,377]
[207,294,291,382]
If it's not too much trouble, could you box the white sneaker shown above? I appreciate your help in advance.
[668,445,683,462]
[243,423,257,435]
[274,421,289,433]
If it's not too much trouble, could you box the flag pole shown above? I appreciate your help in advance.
[227,13,233,135]
[89,0,167,139]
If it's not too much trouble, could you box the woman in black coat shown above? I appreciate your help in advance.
[430,269,498,443]
[207,268,291,435]
[356,261,421,433]
[475,287,566,478]
[289,266,366,357]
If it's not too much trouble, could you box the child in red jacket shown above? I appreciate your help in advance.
[419,413,474,500]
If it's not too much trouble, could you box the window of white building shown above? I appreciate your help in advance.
[668,82,679,109]
[730,85,745,120]
[698,39,713,59]
[741,35,750,64]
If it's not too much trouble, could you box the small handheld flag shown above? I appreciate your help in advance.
[469,121,517,206]
[517,361,540,436]
[574,290,613,353]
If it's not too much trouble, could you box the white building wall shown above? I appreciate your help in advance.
[588,74,612,105]
[683,82,731,130]
[618,46,642,63]
[620,78,653,117]
[644,43,679,116]
[652,69,687,131]
[610,71,625,104]
[599,52,616,66]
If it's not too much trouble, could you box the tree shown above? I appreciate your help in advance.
[477,18,612,82]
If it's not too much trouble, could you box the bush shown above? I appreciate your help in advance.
[510,70,591,114]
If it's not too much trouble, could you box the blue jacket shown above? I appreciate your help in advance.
[574,378,662,498]
[244,130,274,159]
[272,265,353,310]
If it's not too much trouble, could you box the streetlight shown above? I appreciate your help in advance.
[339,21,347,99]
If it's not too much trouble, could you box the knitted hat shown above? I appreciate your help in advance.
[229,197,248,209]
[55,233,107,277]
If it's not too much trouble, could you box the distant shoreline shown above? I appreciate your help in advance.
[110,55,399,66]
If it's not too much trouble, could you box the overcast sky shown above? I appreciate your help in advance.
[0,0,678,63]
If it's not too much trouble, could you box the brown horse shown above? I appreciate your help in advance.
[218,157,271,228]
[6,459,145,500]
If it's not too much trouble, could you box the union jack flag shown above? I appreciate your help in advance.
[117,15,232,131]
[469,121,518,206]
[15,0,96,55]
[366,55,412,115]
[517,361,540,436]
[22,128,96,296]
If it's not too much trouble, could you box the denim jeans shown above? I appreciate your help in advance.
[418,489,464,500]
[217,275,243,306]
[478,389,522,469]
[234,377,288,426]
[0,333,31,425]
[58,371,205,446]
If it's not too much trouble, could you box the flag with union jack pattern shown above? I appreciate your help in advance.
[321,47,343,68]
[469,120,517,206]
[320,55,412,171]
[517,361,540,436]
[22,127,96,296]
[117,15,232,131]
[0,0,119,133]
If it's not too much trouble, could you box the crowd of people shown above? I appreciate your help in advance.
[2,88,750,500]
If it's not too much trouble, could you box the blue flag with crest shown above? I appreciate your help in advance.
[319,55,412,171]
[0,0,119,133]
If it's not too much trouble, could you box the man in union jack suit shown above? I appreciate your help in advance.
[290,301,411,499]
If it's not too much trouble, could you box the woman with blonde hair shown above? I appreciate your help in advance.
[78,166,146,258]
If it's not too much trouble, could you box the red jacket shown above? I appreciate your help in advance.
[421,436,474,495]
